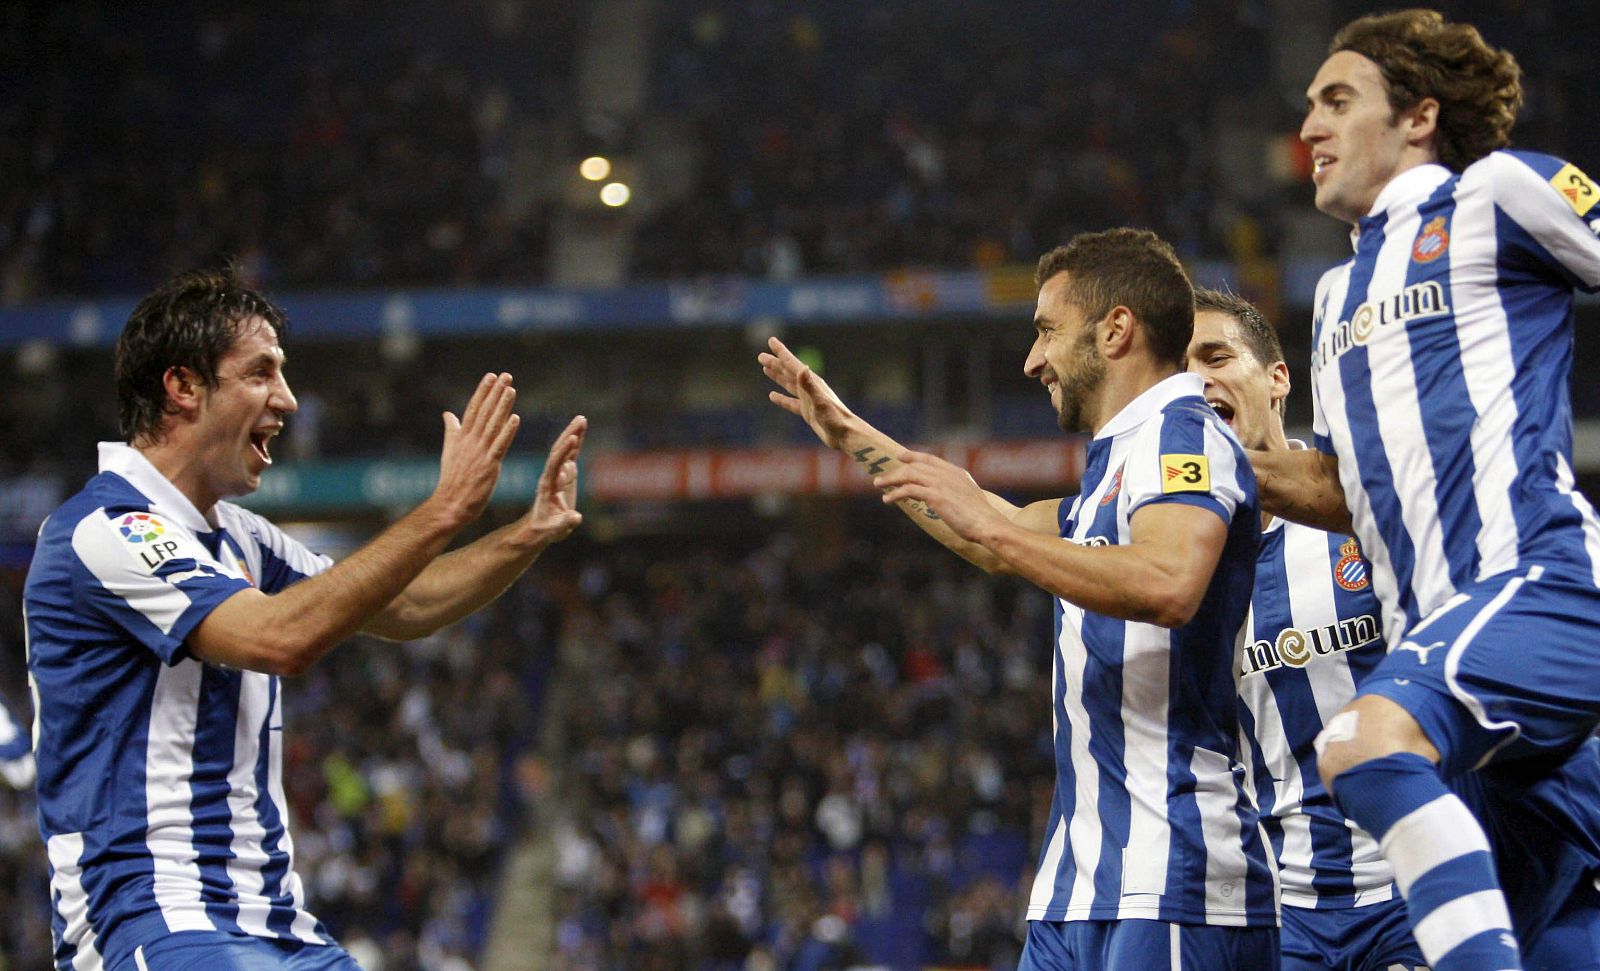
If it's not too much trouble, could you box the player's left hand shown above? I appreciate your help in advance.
[522,415,586,546]
[873,450,1006,543]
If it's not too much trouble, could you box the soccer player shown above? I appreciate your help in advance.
[1194,290,1600,971]
[1249,11,1600,970]
[24,269,586,971]
[762,229,1279,970]
[1188,290,1426,971]
[0,695,34,790]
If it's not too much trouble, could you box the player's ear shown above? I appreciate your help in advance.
[1102,306,1137,359]
[1405,97,1440,151]
[1270,360,1291,406]
[162,366,204,417]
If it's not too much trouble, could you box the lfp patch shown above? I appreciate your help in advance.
[1334,536,1370,591]
[1160,454,1210,494]
[119,512,167,544]
[1552,163,1600,217]
[1412,216,1450,263]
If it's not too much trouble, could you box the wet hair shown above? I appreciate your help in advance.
[1331,9,1522,171]
[1034,228,1195,369]
[115,267,287,443]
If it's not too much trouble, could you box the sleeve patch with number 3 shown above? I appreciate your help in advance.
[1161,454,1210,494]
[1552,163,1600,217]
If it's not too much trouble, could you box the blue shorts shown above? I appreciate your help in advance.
[1018,919,1279,971]
[1280,899,1424,971]
[111,932,363,971]
[1525,878,1600,971]
[1356,567,1600,776]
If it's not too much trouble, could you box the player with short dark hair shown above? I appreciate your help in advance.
[25,267,587,971]
[1251,10,1600,970]
[764,228,1279,970]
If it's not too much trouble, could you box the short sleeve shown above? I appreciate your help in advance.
[70,508,252,664]
[1121,407,1248,527]
[1487,151,1600,292]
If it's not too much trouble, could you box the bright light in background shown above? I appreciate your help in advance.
[579,156,611,181]
[599,182,631,207]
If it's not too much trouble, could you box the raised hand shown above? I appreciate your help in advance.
[433,373,521,526]
[524,415,587,545]
[758,336,857,449]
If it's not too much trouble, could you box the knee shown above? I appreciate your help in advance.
[1314,697,1440,791]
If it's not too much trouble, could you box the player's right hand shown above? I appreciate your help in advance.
[759,336,856,449]
[432,372,521,526]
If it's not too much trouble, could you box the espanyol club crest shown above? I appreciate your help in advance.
[1412,216,1450,263]
[1099,464,1124,506]
[1334,536,1370,591]
[118,512,166,544]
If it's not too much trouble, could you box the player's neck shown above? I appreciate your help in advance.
[1087,360,1181,437]
[1254,423,1293,528]
[135,437,221,520]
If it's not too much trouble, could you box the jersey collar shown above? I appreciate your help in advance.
[1093,372,1205,441]
[1351,163,1453,250]
[97,441,216,534]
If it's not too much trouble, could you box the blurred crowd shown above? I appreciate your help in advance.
[0,563,565,971]
[547,528,1054,970]
[634,0,1273,281]
[0,1,573,302]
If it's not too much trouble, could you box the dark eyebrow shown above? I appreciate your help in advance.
[1189,339,1234,358]
[1307,81,1358,107]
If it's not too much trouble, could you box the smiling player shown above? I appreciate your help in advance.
[24,268,586,971]
[1247,13,1600,968]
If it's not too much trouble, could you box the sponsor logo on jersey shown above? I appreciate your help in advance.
[1099,464,1124,506]
[118,512,166,544]
[1552,163,1600,217]
[1411,215,1450,263]
[1160,454,1209,494]
[1311,281,1452,370]
[1333,536,1370,591]
[1242,612,1382,676]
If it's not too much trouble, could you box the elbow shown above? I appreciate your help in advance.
[1144,589,1205,629]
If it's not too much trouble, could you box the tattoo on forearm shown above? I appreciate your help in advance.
[851,446,891,476]
[851,446,941,520]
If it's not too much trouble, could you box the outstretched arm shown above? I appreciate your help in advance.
[875,450,1228,626]
[189,373,531,675]
[759,337,1059,570]
[1250,446,1352,533]
[363,415,587,641]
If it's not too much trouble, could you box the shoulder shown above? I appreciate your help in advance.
[1467,150,1598,215]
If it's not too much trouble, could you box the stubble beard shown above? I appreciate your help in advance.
[1055,331,1105,434]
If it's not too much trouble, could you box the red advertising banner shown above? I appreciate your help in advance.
[585,439,1085,502]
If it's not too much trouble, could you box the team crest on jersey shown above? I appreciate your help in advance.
[118,512,166,544]
[1160,454,1210,494]
[1552,163,1600,217]
[1099,464,1125,506]
[1411,216,1450,263]
[1333,537,1370,591]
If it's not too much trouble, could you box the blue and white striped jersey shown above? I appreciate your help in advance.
[1239,515,1394,909]
[1027,372,1278,927]
[1310,151,1600,644]
[24,443,336,971]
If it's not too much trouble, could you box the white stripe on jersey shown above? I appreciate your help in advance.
[1312,272,1409,648]
[145,660,213,933]
[47,833,105,971]
[225,672,276,937]
[1553,453,1600,587]
[1119,624,1173,901]
[1062,598,1105,914]
[1449,163,1523,580]
[1190,744,1256,920]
